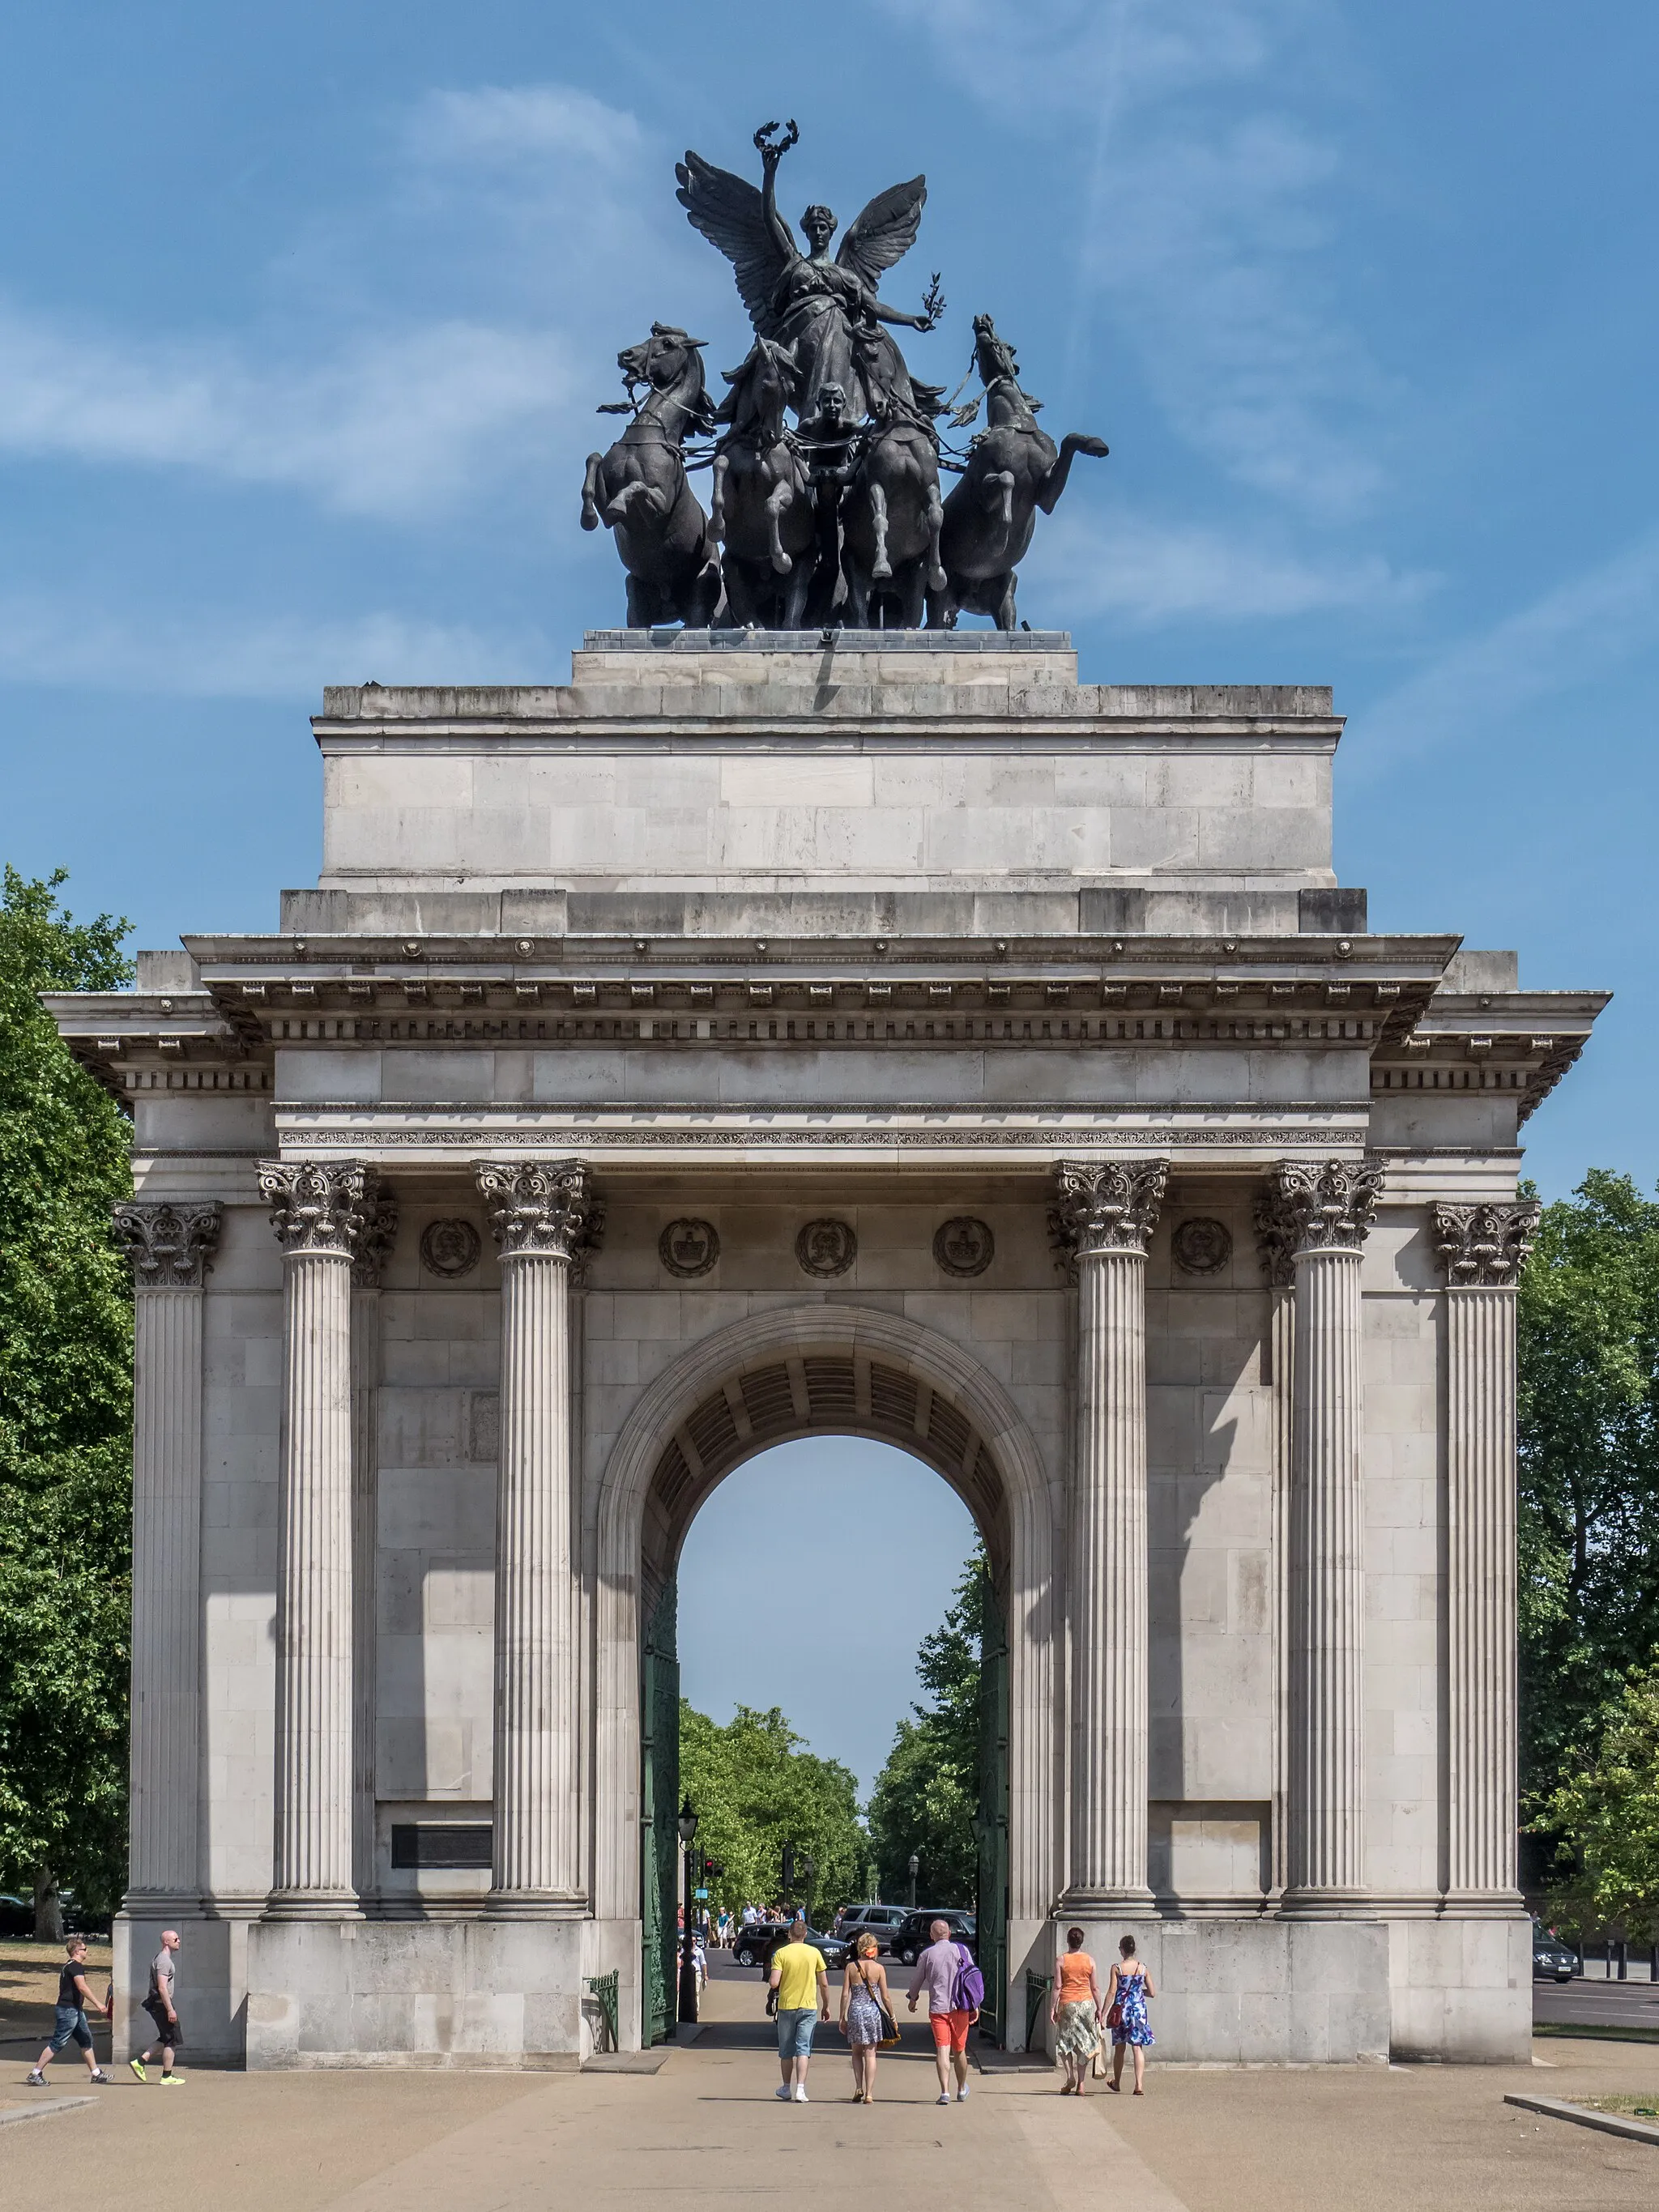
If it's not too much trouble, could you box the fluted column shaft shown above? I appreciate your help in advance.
[476,1160,601,1912]
[1052,1158,1166,1905]
[351,1281,384,1904]
[113,1201,223,1907]
[1434,1200,1537,1906]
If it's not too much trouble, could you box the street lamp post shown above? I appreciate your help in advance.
[908,1852,919,1909]
[677,1797,700,2027]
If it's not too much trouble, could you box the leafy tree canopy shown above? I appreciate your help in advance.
[1519,1170,1659,1809]
[1535,1658,1659,1943]
[679,1699,866,1924]
[0,867,134,1916]
[867,1546,989,1907]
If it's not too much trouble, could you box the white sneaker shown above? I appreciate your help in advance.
[794,2085,808,2102]
[957,2085,970,2100]
[937,2091,951,2104]
[774,2084,792,2101]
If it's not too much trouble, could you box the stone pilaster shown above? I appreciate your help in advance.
[1258,1159,1383,1914]
[350,1191,398,1906]
[1433,1200,1538,1905]
[1050,1157,1167,1904]
[259,1161,382,1916]
[110,1200,223,1908]
[476,1160,603,1910]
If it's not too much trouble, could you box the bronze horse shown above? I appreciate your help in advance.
[839,321,947,629]
[929,314,1108,631]
[709,337,818,629]
[581,325,722,629]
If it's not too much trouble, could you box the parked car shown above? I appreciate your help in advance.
[0,1893,34,1938]
[1532,1926,1576,1983]
[734,1921,850,1971]
[836,1904,909,1954]
[891,1909,977,1967]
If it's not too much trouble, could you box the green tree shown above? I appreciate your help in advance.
[678,1700,865,1924]
[0,867,134,1927]
[1518,1170,1659,1812]
[867,1546,989,1905]
[1535,1658,1659,1942]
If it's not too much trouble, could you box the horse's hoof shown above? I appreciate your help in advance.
[929,565,947,591]
[772,552,793,576]
[872,559,892,582]
[580,507,599,531]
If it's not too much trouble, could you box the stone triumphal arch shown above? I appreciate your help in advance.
[49,629,1606,2068]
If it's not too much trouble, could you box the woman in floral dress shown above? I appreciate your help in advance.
[1049,1925,1102,2095]
[1106,1934,1156,2095]
[839,1933,893,2104]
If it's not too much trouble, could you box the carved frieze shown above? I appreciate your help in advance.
[1255,1159,1384,1280]
[1431,1200,1540,1287]
[933,1217,995,1277]
[259,1160,381,1260]
[795,1218,856,1277]
[659,1218,720,1278]
[111,1199,223,1289]
[475,1159,603,1266]
[1048,1158,1168,1275]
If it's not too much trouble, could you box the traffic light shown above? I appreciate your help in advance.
[702,1856,724,1879]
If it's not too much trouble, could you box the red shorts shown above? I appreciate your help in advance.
[930,2009,972,2052]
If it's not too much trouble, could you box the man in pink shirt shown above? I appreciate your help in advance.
[906,1918,977,2104]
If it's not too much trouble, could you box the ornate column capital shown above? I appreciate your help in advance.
[475,1159,603,1268]
[1431,1200,1540,1288]
[112,1200,223,1289]
[1049,1158,1168,1274]
[259,1160,382,1260]
[1256,1159,1384,1276]
[351,1186,400,1289]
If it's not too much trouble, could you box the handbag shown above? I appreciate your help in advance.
[1105,1999,1124,2031]
[861,1963,901,2048]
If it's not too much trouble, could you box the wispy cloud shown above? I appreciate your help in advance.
[0,595,544,698]
[888,0,1390,519]
[1351,526,1659,770]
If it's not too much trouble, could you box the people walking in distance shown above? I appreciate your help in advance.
[769,1912,830,2103]
[1105,1934,1156,2095]
[130,1928,185,2083]
[906,1916,980,2105]
[1050,1925,1103,2095]
[839,1932,893,2104]
[27,1937,112,2086]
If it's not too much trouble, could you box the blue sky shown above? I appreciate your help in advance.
[5,3,1657,1200]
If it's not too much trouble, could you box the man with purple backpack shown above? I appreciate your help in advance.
[905,1918,983,2104]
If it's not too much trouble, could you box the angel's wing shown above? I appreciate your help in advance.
[837,177,927,296]
[676,151,789,339]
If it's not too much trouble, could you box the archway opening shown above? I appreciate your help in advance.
[636,1346,1015,2050]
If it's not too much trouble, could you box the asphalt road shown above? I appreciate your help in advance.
[1533,1973,1659,2029]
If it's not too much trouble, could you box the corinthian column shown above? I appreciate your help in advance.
[110,1200,223,1909]
[259,1160,382,1916]
[476,1159,603,1911]
[1051,1157,1167,1905]
[1433,1200,1538,1906]
[350,1190,399,1907]
[1259,1158,1383,1913]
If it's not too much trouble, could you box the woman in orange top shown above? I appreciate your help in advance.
[1048,1925,1102,2094]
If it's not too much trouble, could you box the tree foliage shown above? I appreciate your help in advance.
[867,1546,989,1906]
[1518,1170,1659,1810]
[678,1700,866,1922]
[0,867,134,1916]
[1535,1660,1659,1942]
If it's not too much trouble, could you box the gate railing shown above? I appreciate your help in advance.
[585,1970,620,2053]
[1025,1969,1051,2054]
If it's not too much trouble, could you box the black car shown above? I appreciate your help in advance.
[1532,1926,1576,1983]
[891,1909,977,1967]
[0,1893,33,1939]
[734,1922,850,1971]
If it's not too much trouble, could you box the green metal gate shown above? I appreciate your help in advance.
[641,1577,680,2046]
[975,1583,1010,2043]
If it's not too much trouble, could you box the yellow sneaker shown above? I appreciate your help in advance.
[158,2073,185,2086]
[129,2058,147,2082]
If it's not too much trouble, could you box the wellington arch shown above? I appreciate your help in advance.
[47,629,1608,2068]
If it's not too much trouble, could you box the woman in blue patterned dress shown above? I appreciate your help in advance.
[1106,1934,1155,2095]
[839,1933,893,2103]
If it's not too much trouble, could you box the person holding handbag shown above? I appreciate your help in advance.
[1049,1926,1102,2095]
[838,1932,895,2103]
[1105,1933,1156,2095]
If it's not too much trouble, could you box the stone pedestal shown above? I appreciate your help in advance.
[1051,1159,1166,1906]
[476,1161,601,1912]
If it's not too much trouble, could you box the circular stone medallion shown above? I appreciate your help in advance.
[933,1217,995,1277]
[420,1217,482,1279]
[659,1218,720,1278]
[1171,1217,1233,1276]
[795,1217,856,1278]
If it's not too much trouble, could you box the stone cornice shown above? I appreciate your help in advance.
[1048,1158,1169,1269]
[111,1199,224,1288]
[476,1160,603,1267]
[1256,1159,1384,1265]
[1431,1200,1541,1288]
[40,987,256,1107]
[259,1160,386,1260]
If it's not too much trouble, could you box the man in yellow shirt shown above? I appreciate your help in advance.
[767,1914,830,2103]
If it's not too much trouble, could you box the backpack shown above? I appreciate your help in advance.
[951,1942,985,2013]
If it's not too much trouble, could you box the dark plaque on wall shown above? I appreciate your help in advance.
[390,1823,493,1871]
[1171,1217,1233,1276]
[659,1217,721,1277]
[795,1217,856,1277]
[933,1217,995,1276]
[420,1217,482,1279]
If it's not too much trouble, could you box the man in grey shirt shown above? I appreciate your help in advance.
[906,1918,977,2105]
[130,1929,183,2084]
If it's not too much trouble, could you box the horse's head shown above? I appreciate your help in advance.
[617,324,714,437]
[971,312,1042,424]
